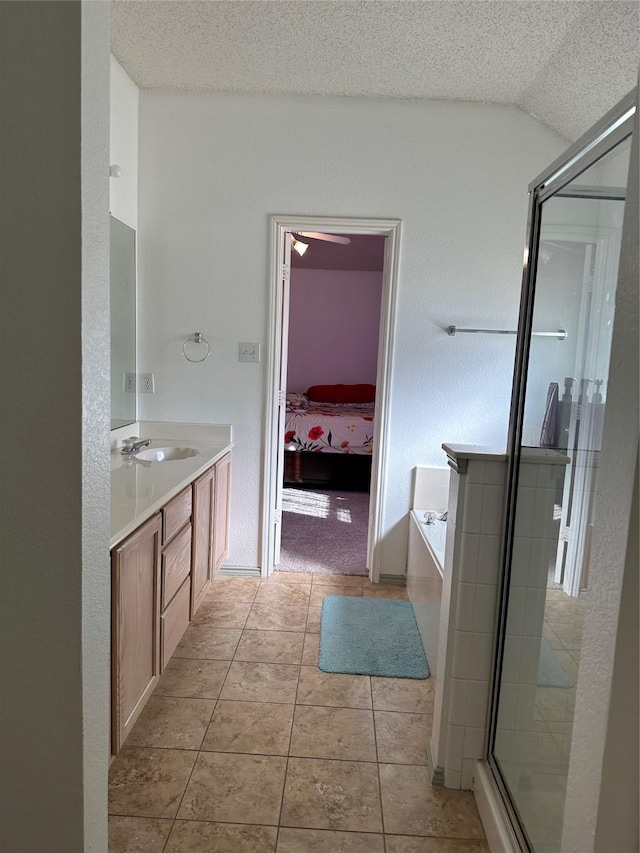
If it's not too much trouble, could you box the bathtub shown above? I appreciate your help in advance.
[407,510,447,679]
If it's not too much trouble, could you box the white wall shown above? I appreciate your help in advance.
[287,269,383,392]
[0,2,110,849]
[137,93,566,571]
[110,56,139,229]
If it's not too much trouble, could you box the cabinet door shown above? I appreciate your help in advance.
[111,513,161,753]
[213,452,232,572]
[191,465,215,616]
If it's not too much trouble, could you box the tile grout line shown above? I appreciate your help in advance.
[165,586,246,829]
[371,674,387,845]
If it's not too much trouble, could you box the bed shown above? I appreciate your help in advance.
[283,384,375,490]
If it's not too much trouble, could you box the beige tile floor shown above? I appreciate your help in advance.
[109,573,488,853]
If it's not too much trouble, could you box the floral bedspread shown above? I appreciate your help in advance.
[284,404,375,455]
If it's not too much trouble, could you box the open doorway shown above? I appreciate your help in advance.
[262,216,402,581]
[280,233,385,576]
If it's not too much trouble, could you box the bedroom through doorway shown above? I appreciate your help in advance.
[263,217,402,582]
[279,231,386,577]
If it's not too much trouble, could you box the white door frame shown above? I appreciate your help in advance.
[261,215,402,581]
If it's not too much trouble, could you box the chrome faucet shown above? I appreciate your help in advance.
[121,436,152,456]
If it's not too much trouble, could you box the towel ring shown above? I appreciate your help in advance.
[183,332,211,363]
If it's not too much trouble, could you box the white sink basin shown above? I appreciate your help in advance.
[136,446,200,462]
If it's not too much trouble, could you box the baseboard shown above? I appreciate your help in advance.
[473,761,521,853]
[427,736,445,786]
[379,573,406,586]
[217,566,262,578]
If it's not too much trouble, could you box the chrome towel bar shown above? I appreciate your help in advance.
[447,325,567,340]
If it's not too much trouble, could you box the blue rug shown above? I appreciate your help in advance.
[319,596,430,679]
[538,637,573,688]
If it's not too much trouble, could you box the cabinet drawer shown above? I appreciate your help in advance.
[161,521,192,609]
[162,487,192,544]
[161,577,191,670]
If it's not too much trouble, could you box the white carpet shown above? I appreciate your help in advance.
[277,488,369,575]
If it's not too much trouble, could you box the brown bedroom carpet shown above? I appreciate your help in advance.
[278,487,369,575]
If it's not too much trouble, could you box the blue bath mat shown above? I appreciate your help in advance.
[538,637,573,688]
[319,596,430,679]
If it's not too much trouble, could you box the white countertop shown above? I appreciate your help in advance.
[111,422,233,548]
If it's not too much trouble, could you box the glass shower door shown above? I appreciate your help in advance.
[489,102,634,852]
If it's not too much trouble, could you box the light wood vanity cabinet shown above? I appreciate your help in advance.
[111,513,162,754]
[111,450,232,754]
[213,451,231,571]
[192,451,232,616]
[160,487,192,668]
[192,464,215,616]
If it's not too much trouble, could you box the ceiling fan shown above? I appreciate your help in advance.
[291,231,351,256]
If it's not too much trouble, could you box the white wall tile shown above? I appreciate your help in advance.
[485,460,507,486]
[462,483,484,534]
[480,484,504,534]
[456,582,477,630]
[510,536,531,586]
[473,584,498,633]
[534,486,556,539]
[449,678,469,727]
[459,533,479,583]
[466,679,490,727]
[506,586,526,634]
[518,463,538,488]
[461,758,477,789]
[528,538,550,588]
[452,630,473,679]
[446,723,465,765]
[463,726,485,759]
[466,460,486,484]
[514,486,535,537]
[477,534,501,585]
[470,632,494,681]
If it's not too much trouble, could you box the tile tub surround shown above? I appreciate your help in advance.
[108,573,488,852]
[430,446,507,792]
[110,421,233,547]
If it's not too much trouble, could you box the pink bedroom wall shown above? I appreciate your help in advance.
[286,269,383,392]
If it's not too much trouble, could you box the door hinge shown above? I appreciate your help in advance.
[282,263,290,283]
[276,390,286,406]
[274,508,282,525]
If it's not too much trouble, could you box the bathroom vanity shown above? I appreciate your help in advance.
[110,423,233,754]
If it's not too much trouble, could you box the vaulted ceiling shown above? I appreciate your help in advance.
[111,0,639,141]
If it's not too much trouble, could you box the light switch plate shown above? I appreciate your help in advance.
[239,342,261,363]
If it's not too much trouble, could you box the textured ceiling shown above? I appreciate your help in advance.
[111,0,639,141]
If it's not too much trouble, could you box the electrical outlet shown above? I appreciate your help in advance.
[139,373,155,393]
[239,342,261,363]
[124,372,136,393]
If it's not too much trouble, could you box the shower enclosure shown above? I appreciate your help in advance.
[487,92,636,851]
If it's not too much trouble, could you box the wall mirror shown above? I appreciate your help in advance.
[110,216,137,430]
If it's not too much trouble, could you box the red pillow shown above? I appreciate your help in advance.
[306,384,376,404]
